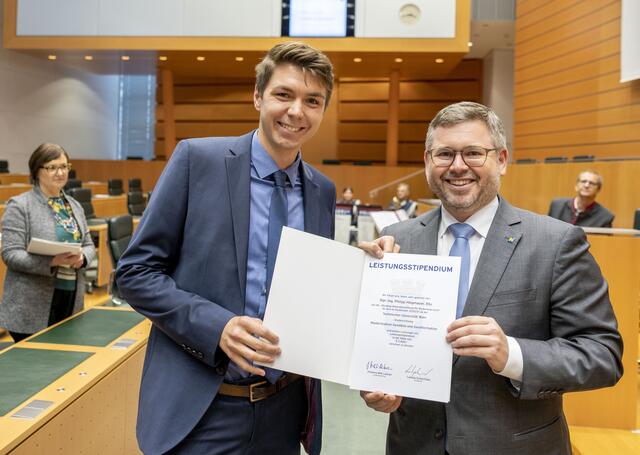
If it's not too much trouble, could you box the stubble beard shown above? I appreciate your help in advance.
[428,169,501,217]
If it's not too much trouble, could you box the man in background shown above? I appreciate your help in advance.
[548,170,614,227]
[389,182,418,217]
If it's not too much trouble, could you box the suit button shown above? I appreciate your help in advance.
[197,352,204,359]
[434,429,444,440]
[215,366,225,375]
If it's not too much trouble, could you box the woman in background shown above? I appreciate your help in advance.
[0,143,96,342]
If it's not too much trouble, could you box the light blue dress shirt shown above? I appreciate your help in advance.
[225,131,304,381]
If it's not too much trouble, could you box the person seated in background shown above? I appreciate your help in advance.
[0,143,96,342]
[548,170,614,227]
[389,182,417,217]
[337,186,359,205]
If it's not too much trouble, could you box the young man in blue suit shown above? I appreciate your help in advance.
[116,42,336,454]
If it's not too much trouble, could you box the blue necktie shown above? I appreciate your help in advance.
[448,223,475,318]
[266,170,288,302]
[264,170,288,383]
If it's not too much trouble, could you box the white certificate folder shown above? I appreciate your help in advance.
[262,227,460,402]
[27,238,82,256]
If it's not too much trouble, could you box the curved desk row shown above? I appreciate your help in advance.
[0,306,149,455]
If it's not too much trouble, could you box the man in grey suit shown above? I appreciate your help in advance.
[359,102,623,455]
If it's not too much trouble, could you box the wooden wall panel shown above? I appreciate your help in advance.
[514,0,640,161]
[337,60,482,165]
[71,158,640,228]
[154,60,481,165]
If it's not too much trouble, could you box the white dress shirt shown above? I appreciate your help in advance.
[437,197,523,382]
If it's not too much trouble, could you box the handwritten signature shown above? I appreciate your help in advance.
[367,361,392,371]
[405,365,433,378]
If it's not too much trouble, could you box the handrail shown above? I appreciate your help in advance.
[581,227,640,236]
[368,169,424,199]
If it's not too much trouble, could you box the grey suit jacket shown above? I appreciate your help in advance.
[0,186,96,333]
[384,197,622,455]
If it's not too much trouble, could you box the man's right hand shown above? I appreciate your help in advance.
[219,316,281,376]
[358,235,400,258]
[360,390,403,413]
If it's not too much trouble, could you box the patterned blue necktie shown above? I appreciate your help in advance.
[448,223,475,318]
[264,170,288,383]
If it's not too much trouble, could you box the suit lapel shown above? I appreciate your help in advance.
[452,198,521,366]
[301,162,322,236]
[411,209,440,255]
[224,132,254,301]
[462,198,522,318]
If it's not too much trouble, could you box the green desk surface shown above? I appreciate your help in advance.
[28,309,145,347]
[0,348,93,416]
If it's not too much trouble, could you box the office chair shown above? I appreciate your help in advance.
[64,178,81,191]
[68,169,77,179]
[66,187,104,225]
[572,155,594,162]
[64,187,102,293]
[107,215,134,305]
[544,156,568,163]
[127,191,145,217]
[0,160,9,173]
[108,178,124,196]
[128,178,142,192]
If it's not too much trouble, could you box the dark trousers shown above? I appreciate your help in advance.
[166,378,307,455]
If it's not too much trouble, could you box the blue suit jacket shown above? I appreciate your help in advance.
[116,132,335,454]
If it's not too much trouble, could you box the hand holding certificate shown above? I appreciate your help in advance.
[260,227,460,403]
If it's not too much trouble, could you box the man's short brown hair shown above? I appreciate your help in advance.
[255,42,334,108]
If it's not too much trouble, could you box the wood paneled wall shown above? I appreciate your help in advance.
[337,60,483,164]
[156,76,258,159]
[72,159,640,228]
[514,0,640,160]
[155,60,482,165]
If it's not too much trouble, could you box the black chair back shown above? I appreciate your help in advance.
[128,178,142,192]
[108,178,123,196]
[127,191,145,216]
[634,209,640,230]
[572,155,594,162]
[544,156,568,163]
[67,187,95,219]
[64,178,82,190]
[68,169,77,179]
[0,160,8,173]
[107,215,133,264]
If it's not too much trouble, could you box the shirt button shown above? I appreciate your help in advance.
[434,429,444,440]
[261,287,267,296]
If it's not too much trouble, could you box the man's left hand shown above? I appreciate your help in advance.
[446,316,508,372]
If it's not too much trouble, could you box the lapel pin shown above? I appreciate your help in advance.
[506,236,515,243]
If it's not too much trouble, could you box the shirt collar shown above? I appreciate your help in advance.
[251,131,301,184]
[439,196,500,239]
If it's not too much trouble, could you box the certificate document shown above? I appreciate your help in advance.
[348,253,459,402]
[261,227,460,403]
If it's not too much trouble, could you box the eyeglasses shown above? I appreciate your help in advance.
[427,146,497,167]
[578,179,599,187]
[41,163,72,174]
